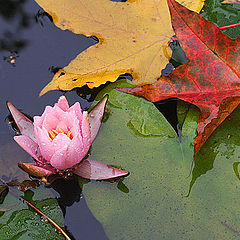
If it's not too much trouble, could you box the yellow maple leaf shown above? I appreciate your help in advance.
[36,0,204,96]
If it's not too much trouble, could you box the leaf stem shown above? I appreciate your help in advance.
[171,23,240,42]
[0,177,71,240]
[219,22,240,30]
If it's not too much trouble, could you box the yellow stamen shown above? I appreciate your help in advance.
[52,129,59,135]
[48,130,56,140]
[49,128,73,141]
[67,131,73,139]
[58,128,65,134]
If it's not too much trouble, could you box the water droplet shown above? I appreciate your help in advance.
[40,216,48,223]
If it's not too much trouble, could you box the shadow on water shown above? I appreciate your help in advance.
[154,39,189,134]
[49,177,109,240]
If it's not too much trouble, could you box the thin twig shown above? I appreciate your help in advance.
[0,177,71,240]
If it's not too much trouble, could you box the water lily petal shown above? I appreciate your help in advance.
[81,111,91,155]
[34,106,53,129]
[68,102,83,123]
[73,158,129,180]
[14,135,42,162]
[50,145,70,170]
[89,96,108,143]
[69,115,81,138]
[34,126,54,162]
[18,161,56,177]
[56,120,68,132]
[7,101,36,142]
[52,133,71,152]
[55,95,69,111]
[42,114,60,132]
[66,133,85,167]
[52,104,67,118]
[50,105,75,129]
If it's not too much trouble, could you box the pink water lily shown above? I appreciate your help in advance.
[7,96,128,181]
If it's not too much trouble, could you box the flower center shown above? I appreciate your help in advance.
[48,128,73,141]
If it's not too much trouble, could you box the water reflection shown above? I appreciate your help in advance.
[50,176,82,217]
[0,0,31,53]
[49,177,109,240]
[188,106,240,195]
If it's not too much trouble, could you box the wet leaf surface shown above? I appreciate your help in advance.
[0,187,64,240]
[82,83,240,239]
[0,198,64,239]
[120,0,240,154]
[34,0,205,94]
[0,0,240,239]
[95,80,177,137]
[203,0,240,39]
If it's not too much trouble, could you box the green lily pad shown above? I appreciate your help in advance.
[95,80,177,138]
[0,188,65,240]
[82,82,240,239]
[201,0,240,38]
[82,82,196,239]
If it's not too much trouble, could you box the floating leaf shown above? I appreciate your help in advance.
[35,0,205,95]
[0,186,8,205]
[82,82,240,239]
[8,179,41,192]
[0,198,65,240]
[203,0,240,39]
[95,80,177,137]
[120,0,240,154]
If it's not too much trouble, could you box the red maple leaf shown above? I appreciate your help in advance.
[119,0,240,154]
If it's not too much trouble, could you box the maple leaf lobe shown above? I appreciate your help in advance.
[36,0,205,94]
[120,0,240,153]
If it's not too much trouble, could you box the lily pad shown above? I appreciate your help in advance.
[82,82,240,239]
[0,188,65,240]
[201,0,240,38]
[95,80,177,138]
